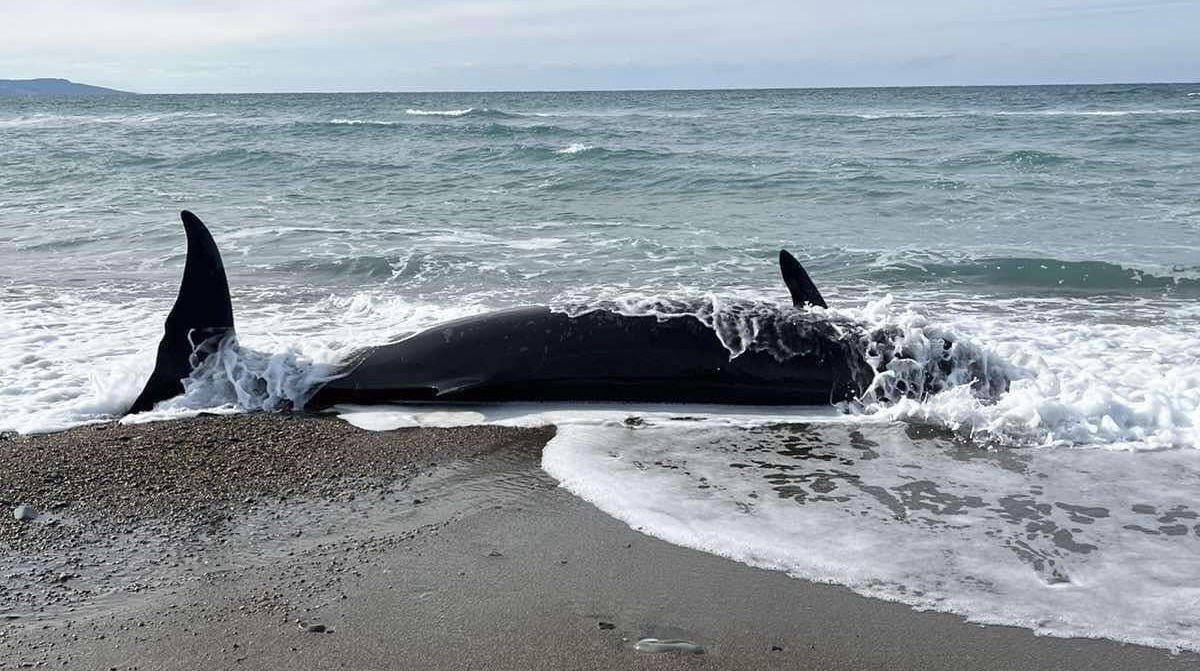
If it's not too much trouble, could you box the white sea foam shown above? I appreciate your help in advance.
[563,292,1200,449]
[839,296,1200,450]
[0,286,161,435]
[404,108,474,117]
[556,143,594,154]
[328,118,399,126]
[0,112,226,128]
[505,237,565,251]
[7,281,1200,652]
[334,402,843,432]
[0,285,490,435]
[540,421,1200,652]
[5,283,1197,453]
[329,401,1200,651]
[122,334,342,425]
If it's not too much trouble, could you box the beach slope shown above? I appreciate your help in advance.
[1,415,1194,670]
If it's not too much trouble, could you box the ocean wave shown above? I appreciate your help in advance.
[405,108,474,117]
[175,147,300,168]
[864,255,1200,294]
[542,144,670,160]
[1000,149,1075,167]
[0,111,227,129]
[410,135,602,163]
[322,108,537,126]
[324,107,1200,127]
[556,143,594,154]
[937,148,1078,170]
[781,109,1200,122]
[404,107,523,119]
[266,250,493,285]
[995,109,1200,117]
[273,255,398,280]
[858,295,1200,449]
[328,118,400,126]
[851,111,970,120]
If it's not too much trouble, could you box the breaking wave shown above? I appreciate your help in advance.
[124,334,341,424]
[554,292,1200,449]
[328,118,400,126]
[404,107,525,119]
[556,143,594,154]
[558,295,1014,414]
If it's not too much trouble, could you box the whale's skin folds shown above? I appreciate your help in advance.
[309,306,871,408]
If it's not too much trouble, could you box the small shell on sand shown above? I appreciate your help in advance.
[634,638,704,654]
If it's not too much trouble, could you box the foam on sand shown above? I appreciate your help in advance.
[540,420,1200,653]
[332,402,1200,652]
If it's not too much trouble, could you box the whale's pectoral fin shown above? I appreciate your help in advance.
[128,211,236,414]
[778,249,828,309]
[434,378,485,397]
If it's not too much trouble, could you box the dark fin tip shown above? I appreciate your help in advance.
[779,249,828,309]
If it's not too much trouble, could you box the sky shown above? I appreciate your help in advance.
[0,0,1197,92]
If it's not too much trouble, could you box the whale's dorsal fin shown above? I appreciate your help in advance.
[779,249,828,309]
[128,211,235,413]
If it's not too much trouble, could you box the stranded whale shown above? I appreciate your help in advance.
[129,211,999,415]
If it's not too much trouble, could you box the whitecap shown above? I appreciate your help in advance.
[556,143,594,154]
[506,237,565,251]
[404,108,474,117]
[328,118,398,126]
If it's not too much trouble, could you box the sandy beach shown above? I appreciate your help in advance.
[2,414,1197,670]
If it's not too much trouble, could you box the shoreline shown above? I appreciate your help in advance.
[2,413,1196,670]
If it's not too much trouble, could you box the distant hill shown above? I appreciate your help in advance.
[0,78,131,96]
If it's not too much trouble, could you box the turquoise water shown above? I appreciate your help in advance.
[4,84,1200,651]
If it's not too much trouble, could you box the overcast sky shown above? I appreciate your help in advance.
[1,0,1196,92]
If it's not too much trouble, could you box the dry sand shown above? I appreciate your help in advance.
[2,414,1196,670]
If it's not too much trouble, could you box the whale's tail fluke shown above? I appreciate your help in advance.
[128,211,235,414]
[778,249,828,309]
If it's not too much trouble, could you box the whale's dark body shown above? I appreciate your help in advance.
[130,212,874,414]
[309,306,869,408]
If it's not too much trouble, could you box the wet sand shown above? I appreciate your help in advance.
[2,414,1196,670]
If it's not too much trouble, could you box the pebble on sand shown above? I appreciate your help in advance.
[12,504,38,522]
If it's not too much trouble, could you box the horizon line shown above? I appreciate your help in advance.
[66,79,1200,96]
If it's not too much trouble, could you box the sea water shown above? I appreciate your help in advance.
[2,84,1199,649]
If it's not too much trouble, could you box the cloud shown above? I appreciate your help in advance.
[0,0,710,54]
[0,0,1196,91]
